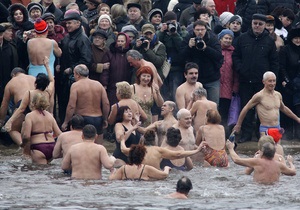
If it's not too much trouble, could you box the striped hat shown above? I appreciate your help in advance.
[34,18,48,34]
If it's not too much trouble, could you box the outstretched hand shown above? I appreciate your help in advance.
[226,139,235,150]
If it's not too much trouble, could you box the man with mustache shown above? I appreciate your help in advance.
[176,62,203,109]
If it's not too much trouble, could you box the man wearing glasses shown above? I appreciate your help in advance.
[232,14,279,143]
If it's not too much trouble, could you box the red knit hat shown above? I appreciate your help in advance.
[34,18,48,34]
[267,128,284,143]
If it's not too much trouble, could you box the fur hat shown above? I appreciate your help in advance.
[219,12,234,27]
[148,8,163,22]
[218,29,234,39]
[127,3,141,11]
[34,18,48,34]
[164,11,177,22]
[7,3,29,24]
[27,2,44,15]
[98,14,112,26]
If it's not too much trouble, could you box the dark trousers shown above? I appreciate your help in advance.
[239,82,263,141]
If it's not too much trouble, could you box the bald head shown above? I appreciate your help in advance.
[177,108,190,119]
[74,64,89,77]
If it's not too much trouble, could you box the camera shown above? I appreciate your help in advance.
[139,36,148,48]
[194,37,205,50]
[166,21,176,33]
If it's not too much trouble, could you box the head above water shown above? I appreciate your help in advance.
[82,124,97,140]
[166,127,182,147]
[70,114,85,130]
[258,135,275,151]
[128,144,147,166]
[261,142,276,160]
[176,176,193,195]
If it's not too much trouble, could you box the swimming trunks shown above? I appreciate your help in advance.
[259,124,281,133]
[82,115,104,134]
[28,41,55,77]
[124,164,145,180]
[160,158,186,171]
[30,142,56,161]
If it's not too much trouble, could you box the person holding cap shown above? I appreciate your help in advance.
[126,2,148,32]
[232,14,279,143]
[27,2,44,23]
[58,12,92,124]
[218,29,239,136]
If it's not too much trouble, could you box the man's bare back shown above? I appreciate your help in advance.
[52,130,83,158]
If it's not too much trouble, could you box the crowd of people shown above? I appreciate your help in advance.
[0,0,300,194]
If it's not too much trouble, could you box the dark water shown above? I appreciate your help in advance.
[1,141,300,209]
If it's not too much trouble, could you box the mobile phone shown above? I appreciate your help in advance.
[229,131,236,142]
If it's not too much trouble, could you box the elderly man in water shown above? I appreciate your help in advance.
[226,140,296,184]
[167,176,193,199]
[61,124,116,180]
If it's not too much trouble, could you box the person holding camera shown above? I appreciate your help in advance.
[181,20,223,105]
[158,11,185,102]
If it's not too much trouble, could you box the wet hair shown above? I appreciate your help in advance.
[116,81,132,99]
[262,142,276,160]
[193,87,207,98]
[115,106,130,123]
[70,114,85,130]
[111,4,126,21]
[263,71,276,81]
[258,136,275,151]
[193,20,208,29]
[74,64,89,77]
[194,7,210,21]
[35,73,50,91]
[31,93,49,110]
[11,67,25,77]
[206,109,221,124]
[176,108,190,120]
[128,144,147,165]
[126,49,143,60]
[143,130,156,146]
[82,124,97,139]
[184,62,199,74]
[166,127,182,147]
[176,176,193,194]
[136,66,153,87]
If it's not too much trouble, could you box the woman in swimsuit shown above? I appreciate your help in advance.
[131,66,164,127]
[112,106,143,165]
[109,144,171,181]
[195,109,229,167]
[21,93,62,164]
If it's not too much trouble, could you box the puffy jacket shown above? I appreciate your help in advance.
[181,31,223,84]
[232,29,279,83]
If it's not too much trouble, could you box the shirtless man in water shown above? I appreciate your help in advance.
[61,125,116,180]
[61,64,110,144]
[143,101,177,146]
[226,140,296,184]
[233,71,300,143]
[27,18,62,77]
[176,62,203,109]
[53,115,84,159]
[0,68,35,146]
[187,87,217,133]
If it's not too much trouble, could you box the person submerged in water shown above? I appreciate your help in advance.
[226,140,296,184]
[109,144,171,181]
[167,176,193,199]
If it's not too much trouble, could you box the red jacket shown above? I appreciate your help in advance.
[215,0,236,15]
[220,45,239,99]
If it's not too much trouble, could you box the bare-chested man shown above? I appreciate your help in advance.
[187,87,217,133]
[226,140,296,184]
[0,68,35,146]
[53,115,84,159]
[172,109,196,151]
[27,18,62,77]
[61,125,116,180]
[120,129,203,170]
[126,49,163,87]
[61,64,110,144]
[143,101,177,146]
[176,62,203,109]
[233,71,300,142]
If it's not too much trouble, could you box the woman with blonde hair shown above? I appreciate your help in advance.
[21,93,62,164]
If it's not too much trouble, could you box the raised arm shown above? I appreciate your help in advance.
[159,145,201,160]
[152,84,164,107]
[279,155,296,176]
[145,165,171,180]
[120,139,130,156]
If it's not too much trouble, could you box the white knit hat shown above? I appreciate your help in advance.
[98,14,112,26]
[219,12,234,27]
